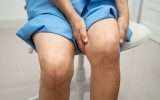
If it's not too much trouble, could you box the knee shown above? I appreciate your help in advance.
[39,53,73,88]
[86,34,120,63]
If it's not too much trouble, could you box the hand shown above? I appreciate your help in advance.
[52,0,88,54]
[117,17,129,44]
[69,15,88,54]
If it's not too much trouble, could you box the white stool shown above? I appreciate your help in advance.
[27,21,150,100]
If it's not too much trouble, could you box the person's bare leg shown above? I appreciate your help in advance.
[32,32,75,100]
[85,18,120,100]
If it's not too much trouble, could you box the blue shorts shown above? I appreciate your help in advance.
[16,0,132,55]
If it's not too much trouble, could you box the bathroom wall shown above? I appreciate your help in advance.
[0,0,160,100]
[0,0,26,19]
[0,0,141,21]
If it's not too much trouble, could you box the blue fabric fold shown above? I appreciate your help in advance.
[16,0,132,55]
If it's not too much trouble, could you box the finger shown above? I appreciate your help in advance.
[124,29,128,41]
[77,37,86,54]
[74,33,86,54]
[119,29,125,44]
[119,33,124,44]
[120,32,128,44]
[120,38,124,44]
[79,24,88,44]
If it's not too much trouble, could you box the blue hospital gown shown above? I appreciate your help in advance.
[16,0,132,55]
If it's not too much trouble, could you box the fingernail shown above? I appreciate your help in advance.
[84,38,88,43]
[120,39,123,43]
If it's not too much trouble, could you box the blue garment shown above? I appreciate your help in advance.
[16,0,132,55]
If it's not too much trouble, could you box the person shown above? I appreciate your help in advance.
[16,0,132,100]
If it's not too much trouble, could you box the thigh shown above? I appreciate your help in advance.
[85,18,120,55]
[32,32,75,66]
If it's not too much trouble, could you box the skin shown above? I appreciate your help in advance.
[52,0,129,53]
[52,0,88,54]
[32,0,129,100]
[115,0,129,44]
[32,33,75,100]
[85,18,121,100]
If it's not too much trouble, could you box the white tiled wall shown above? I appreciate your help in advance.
[140,0,160,43]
